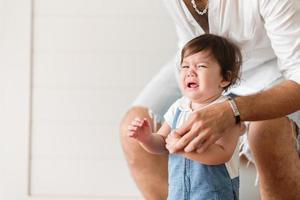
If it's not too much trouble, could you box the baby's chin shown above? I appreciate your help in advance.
[183,91,202,101]
[183,91,221,103]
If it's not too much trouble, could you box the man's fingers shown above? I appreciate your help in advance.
[196,135,217,154]
[173,128,199,152]
[175,118,194,136]
[184,132,208,152]
[165,143,171,152]
[165,135,172,144]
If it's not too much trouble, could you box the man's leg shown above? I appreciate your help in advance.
[120,106,168,200]
[248,118,300,199]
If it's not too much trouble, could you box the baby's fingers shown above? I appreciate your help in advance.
[127,124,139,138]
[142,118,150,127]
[131,119,143,127]
[127,124,138,132]
[128,130,137,137]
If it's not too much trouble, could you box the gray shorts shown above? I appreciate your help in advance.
[132,61,300,157]
[132,57,181,124]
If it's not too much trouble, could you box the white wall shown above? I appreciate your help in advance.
[0,0,31,199]
[0,0,177,199]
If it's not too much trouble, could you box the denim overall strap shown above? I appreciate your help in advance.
[231,176,240,200]
[168,108,189,200]
[172,107,181,129]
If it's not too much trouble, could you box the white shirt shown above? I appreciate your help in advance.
[164,0,300,95]
[164,95,240,179]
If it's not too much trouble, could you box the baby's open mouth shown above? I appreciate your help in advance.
[187,82,199,88]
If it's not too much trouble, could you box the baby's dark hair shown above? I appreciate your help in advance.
[181,34,242,91]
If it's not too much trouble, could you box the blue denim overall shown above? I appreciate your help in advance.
[168,108,239,200]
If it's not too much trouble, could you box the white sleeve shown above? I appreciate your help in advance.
[163,98,182,128]
[162,0,194,50]
[175,25,190,50]
[259,0,300,84]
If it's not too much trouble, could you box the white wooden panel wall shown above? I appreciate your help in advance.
[0,0,32,199]
[30,0,177,199]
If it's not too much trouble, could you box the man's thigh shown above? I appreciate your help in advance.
[120,107,168,200]
[240,110,300,162]
[132,59,181,124]
[247,117,300,199]
[122,59,180,199]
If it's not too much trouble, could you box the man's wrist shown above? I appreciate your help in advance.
[227,97,241,124]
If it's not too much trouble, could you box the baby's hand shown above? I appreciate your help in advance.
[127,117,151,142]
[166,131,181,153]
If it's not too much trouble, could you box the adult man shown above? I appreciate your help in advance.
[120,0,300,199]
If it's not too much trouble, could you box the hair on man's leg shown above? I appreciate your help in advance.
[120,106,168,200]
[248,118,300,200]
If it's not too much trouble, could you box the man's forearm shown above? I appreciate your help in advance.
[179,144,232,165]
[236,80,300,121]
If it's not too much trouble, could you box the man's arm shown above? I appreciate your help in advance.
[170,80,300,153]
[178,139,238,165]
[237,80,300,121]
[176,119,241,165]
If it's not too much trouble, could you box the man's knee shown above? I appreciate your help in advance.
[248,117,292,153]
[248,119,300,199]
[119,106,151,135]
[119,107,152,163]
[119,106,166,165]
[119,107,168,200]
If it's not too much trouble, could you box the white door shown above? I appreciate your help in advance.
[0,0,177,199]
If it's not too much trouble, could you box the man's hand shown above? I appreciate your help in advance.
[165,131,181,153]
[169,101,242,153]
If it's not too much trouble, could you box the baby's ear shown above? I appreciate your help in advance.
[220,71,232,88]
[220,80,230,88]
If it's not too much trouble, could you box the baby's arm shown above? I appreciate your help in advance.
[127,118,171,154]
[167,124,242,165]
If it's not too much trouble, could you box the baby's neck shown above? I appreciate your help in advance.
[190,94,222,110]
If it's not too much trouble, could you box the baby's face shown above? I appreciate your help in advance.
[180,50,229,103]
